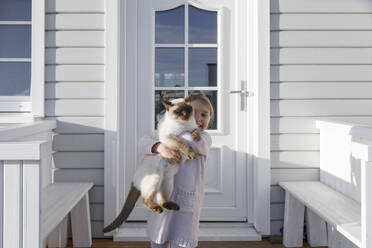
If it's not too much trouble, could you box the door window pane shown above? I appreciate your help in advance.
[155,48,185,87]
[0,25,31,58]
[155,90,185,128]
[189,48,217,87]
[0,0,31,21]
[0,62,31,96]
[189,6,217,44]
[155,6,185,44]
[190,90,217,129]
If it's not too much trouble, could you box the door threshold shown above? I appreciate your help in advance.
[113,222,261,242]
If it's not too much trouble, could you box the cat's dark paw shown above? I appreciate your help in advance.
[150,205,163,214]
[187,150,196,159]
[192,129,200,141]
[162,201,180,211]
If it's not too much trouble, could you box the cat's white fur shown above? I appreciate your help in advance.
[133,98,198,205]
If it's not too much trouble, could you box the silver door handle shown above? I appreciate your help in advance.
[229,80,254,111]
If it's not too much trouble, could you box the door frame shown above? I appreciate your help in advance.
[104,0,271,236]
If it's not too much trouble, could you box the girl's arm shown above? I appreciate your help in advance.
[138,135,182,164]
[179,131,212,157]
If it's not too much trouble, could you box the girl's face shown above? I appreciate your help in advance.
[191,100,211,131]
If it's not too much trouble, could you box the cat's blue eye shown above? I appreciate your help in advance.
[189,6,217,44]
[0,62,31,96]
[155,48,185,87]
[0,25,31,58]
[189,48,217,87]
[155,6,185,44]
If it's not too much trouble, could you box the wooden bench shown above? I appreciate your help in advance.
[279,181,360,248]
[42,182,93,248]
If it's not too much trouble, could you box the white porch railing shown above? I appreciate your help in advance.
[317,120,372,248]
[0,140,52,248]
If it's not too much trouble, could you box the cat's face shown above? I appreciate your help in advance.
[162,99,194,121]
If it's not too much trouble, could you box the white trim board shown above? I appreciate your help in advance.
[104,0,271,237]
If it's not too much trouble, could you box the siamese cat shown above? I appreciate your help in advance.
[103,96,200,233]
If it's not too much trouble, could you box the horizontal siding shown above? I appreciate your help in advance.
[46,0,104,13]
[46,14,104,30]
[46,31,104,47]
[271,82,372,99]
[53,152,104,169]
[45,100,104,116]
[47,117,104,134]
[271,14,372,30]
[271,48,372,65]
[270,0,372,236]
[45,83,104,99]
[46,48,104,64]
[45,0,105,238]
[270,0,372,13]
[45,65,104,81]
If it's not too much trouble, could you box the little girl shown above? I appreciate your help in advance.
[138,92,214,248]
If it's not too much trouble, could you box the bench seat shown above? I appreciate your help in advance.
[279,181,361,247]
[42,182,93,247]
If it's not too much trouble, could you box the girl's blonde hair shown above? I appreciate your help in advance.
[187,92,215,128]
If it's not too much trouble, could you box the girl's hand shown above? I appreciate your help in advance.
[153,142,182,164]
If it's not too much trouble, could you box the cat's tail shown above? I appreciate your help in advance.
[102,183,140,233]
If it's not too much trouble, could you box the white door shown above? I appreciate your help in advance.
[125,0,250,222]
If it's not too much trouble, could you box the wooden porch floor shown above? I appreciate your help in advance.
[65,238,321,248]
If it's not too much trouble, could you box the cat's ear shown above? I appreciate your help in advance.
[162,100,173,110]
[184,94,192,103]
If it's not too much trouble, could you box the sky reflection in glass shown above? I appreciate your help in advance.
[0,25,31,58]
[189,48,217,87]
[155,48,185,87]
[155,6,185,44]
[189,6,217,44]
[0,62,30,96]
[0,0,31,21]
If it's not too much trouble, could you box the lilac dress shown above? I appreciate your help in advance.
[138,131,212,248]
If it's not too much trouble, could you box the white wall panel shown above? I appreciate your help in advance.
[271,31,372,48]
[46,31,104,47]
[271,134,319,151]
[53,152,103,169]
[271,100,372,117]
[271,168,319,185]
[272,48,372,65]
[46,0,104,13]
[53,134,104,151]
[271,0,372,13]
[45,83,104,99]
[45,0,105,239]
[46,48,104,64]
[271,151,319,168]
[271,14,372,31]
[46,14,104,30]
[45,100,104,116]
[49,117,104,134]
[271,82,372,99]
[45,65,104,82]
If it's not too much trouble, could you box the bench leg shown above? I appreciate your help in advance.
[47,216,68,248]
[305,209,327,247]
[70,194,92,247]
[283,192,305,247]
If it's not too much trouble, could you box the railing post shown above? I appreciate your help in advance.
[362,161,372,248]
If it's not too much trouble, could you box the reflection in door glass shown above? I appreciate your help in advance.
[189,48,217,87]
[0,0,31,21]
[0,62,31,96]
[0,25,31,58]
[190,90,217,130]
[189,5,217,44]
[155,90,185,129]
[155,5,185,44]
[155,48,185,87]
